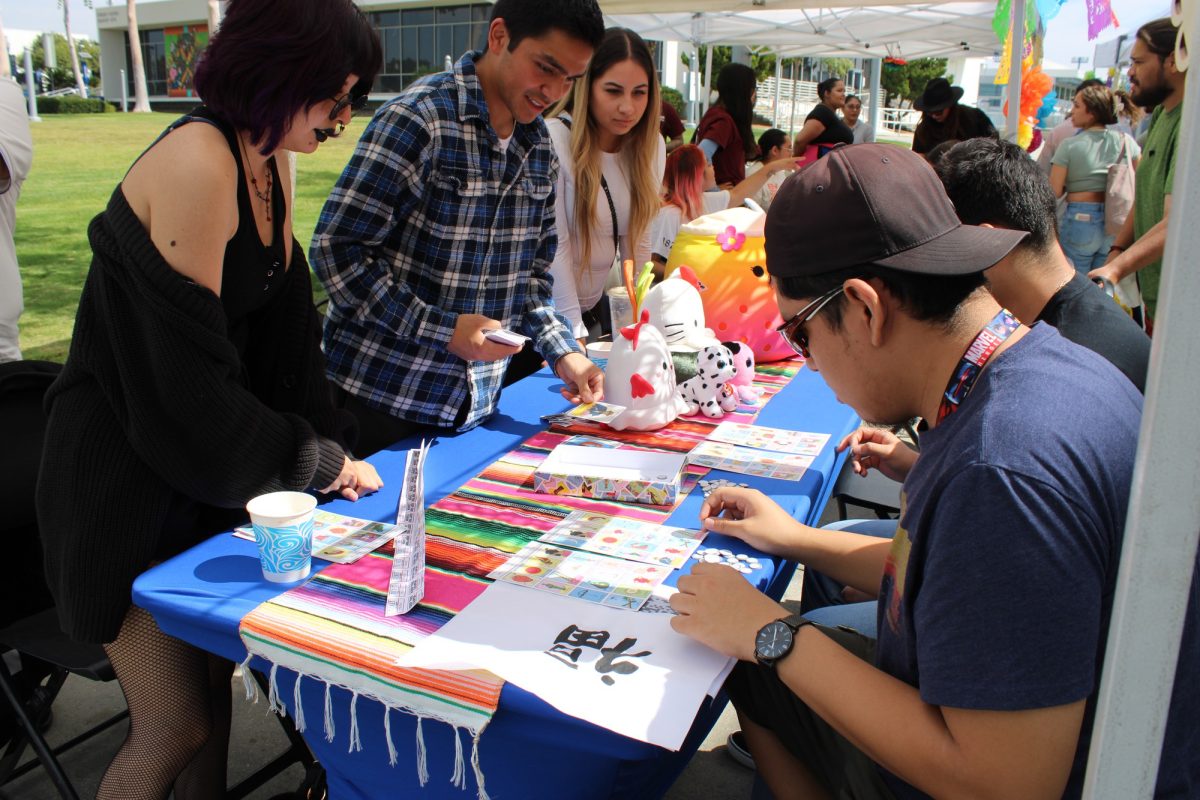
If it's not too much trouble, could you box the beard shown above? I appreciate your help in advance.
[1131,78,1173,109]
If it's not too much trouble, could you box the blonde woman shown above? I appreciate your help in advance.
[546,27,665,341]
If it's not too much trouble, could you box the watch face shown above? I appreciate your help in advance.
[755,620,794,663]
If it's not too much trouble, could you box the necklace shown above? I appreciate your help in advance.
[237,133,273,222]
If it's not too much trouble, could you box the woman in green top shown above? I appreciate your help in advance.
[1050,85,1140,273]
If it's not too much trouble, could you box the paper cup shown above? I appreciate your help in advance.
[245,491,316,583]
[585,340,611,370]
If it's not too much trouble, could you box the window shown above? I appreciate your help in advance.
[369,4,492,92]
[124,28,167,97]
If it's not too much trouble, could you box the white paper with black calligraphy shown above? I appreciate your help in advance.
[397,582,734,750]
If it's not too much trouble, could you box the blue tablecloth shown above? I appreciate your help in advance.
[134,366,858,800]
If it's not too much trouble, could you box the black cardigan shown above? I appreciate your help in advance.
[37,186,348,644]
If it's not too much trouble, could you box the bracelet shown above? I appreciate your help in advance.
[1109,245,1126,254]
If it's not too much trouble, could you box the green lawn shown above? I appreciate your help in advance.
[15,112,358,362]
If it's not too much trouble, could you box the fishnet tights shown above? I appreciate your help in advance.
[99,605,232,800]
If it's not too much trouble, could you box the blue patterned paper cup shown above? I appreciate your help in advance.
[245,491,317,583]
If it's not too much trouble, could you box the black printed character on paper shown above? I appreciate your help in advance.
[545,625,653,685]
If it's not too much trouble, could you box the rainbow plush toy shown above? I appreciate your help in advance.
[664,206,790,362]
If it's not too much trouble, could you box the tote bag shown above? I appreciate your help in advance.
[1105,133,1135,237]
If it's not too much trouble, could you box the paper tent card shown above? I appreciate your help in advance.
[399,582,734,750]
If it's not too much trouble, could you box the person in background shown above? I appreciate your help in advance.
[311,0,605,455]
[671,143,1197,800]
[660,97,685,153]
[0,77,32,363]
[842,94,875,144]
[1050,84,1141,274]
[792,76,853,159]
[545,27,664,343]
[693,62,759,186]
[1036,78,1105,173]
[942,137,1149,392]
[36,1,383,796]
[743,128,793,210]
[1090,17,1185,327]
[650,143,796,267]
[911,77,996,156]
[1112,88,1144,139]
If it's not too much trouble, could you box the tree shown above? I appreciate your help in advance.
[127,0,151,112]
[818,58,855,79]
[879,57,948,106]
[31,33,100,87]
[58,0,93,95]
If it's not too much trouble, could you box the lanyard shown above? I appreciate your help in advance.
[936,309,1021,424]
[600,176,620,257]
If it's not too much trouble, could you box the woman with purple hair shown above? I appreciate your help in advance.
[36,0,381,795]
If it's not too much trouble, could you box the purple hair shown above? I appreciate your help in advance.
[194,0,382,154]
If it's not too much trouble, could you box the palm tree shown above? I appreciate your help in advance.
[127,0,151,112]
[207,0,221,34]
[59,0,89,96]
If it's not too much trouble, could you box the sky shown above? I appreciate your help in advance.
[0,0,1177,71]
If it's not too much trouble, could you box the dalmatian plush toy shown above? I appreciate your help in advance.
[677,344,740,418]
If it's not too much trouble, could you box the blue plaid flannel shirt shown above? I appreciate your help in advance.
[311,52,578,430]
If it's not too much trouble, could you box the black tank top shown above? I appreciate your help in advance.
[134,107,289,347]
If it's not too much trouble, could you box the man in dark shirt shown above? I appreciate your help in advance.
[912,77,996,156]
[935,137,1149,391]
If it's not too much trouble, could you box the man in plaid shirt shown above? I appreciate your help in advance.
[312,0,605,454]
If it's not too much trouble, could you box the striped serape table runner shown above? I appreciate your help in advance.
[238,360,801,796]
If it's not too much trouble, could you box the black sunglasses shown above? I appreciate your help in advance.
[329,92,369,120]
[776,286,844,359]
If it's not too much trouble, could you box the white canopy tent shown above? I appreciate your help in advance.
[607,2,1001,59]
[604,1,1017,139]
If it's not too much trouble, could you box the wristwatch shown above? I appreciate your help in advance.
[754,613,813,669]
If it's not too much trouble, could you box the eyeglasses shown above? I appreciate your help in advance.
[776,286,844,359]
[329,92,368,120]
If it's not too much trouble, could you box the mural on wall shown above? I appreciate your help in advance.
[165,24,208,97]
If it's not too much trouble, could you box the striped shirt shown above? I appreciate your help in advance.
[311,52,577,430]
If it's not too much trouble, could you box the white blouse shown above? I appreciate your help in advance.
[546,117,666,338]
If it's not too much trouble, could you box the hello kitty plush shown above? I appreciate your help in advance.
[723,341,762,404]
[604,310,688,431]
[639,266,718,352]
[677,344,740,418]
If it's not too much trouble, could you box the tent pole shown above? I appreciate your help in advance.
[1081,8,1200,796]
[788,58,799,138]
[1004,0,1025,141]
[703,45,714,116]
[690,42,701,125]
[774,49,783,128]
[868,57,882,139]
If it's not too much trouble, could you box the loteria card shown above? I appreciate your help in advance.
[234,509,401,564]
[540,510,706,569]
[566,401,628,424]
[487,542,670,611]
[686,441,815,481]
[708,422,831,457]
